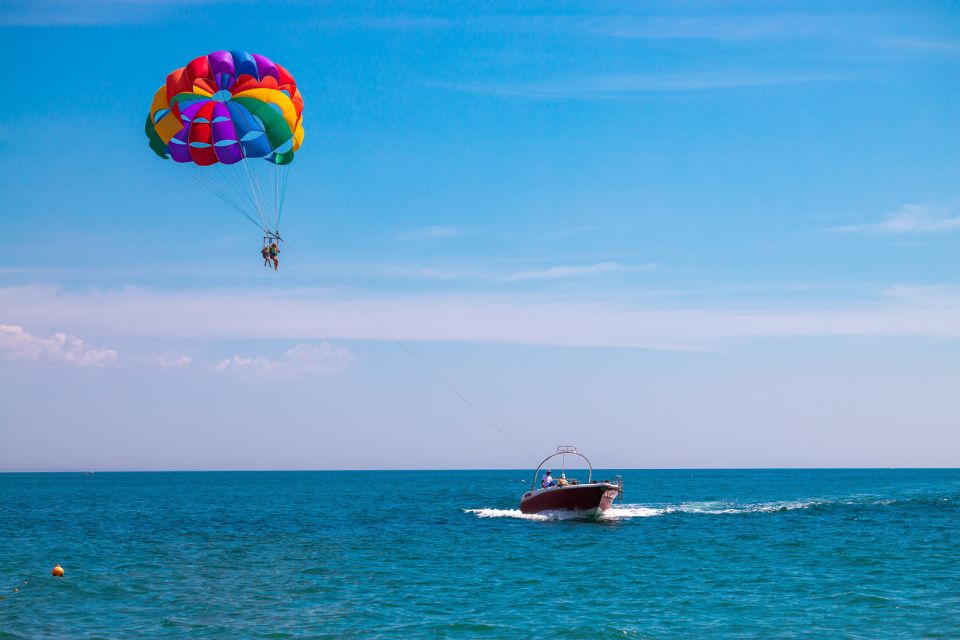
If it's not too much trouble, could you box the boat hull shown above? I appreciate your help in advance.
[519,483,620,516]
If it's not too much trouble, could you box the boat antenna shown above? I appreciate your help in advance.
[283,242,537,463]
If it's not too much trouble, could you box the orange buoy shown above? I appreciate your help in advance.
[51,564,64,577]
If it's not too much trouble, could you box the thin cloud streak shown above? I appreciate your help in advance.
[883,284,960,301]
[582,14,837,41]
[4,285,960,353]
[308,15,455,31]
[504,262,656,282]
[380,266,481,281]
[831,204,960,234]
[395,225,470,240]
[437,71,839,99]
[536,225,610,242]
[882,37,960,56]
[0,0,224,26]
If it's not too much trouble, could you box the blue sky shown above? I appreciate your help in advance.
[1,0,958,470]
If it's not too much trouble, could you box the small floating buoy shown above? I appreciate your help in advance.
[52,564,64,577]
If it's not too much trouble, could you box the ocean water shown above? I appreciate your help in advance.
[1,469,958,638]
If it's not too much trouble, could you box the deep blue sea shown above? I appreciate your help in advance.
[1,469,959,638]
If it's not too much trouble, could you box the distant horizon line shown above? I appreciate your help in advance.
[1,466,956,473]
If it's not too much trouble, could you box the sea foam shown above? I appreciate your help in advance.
[465,499,827,521]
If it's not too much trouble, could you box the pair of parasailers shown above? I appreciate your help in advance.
[261,243,280,270]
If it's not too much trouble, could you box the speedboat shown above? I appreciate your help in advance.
[519,446,622,517]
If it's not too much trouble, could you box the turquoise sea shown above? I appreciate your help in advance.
[1,469,958,638]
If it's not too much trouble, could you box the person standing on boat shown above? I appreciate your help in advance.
[541,470,556,489]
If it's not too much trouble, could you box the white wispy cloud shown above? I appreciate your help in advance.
[883,283,960,301]
[0,0,224,26]
[536,225,609,242]
[156,354,192,369]
[382,266,477,280]
[831,204,960,234]
[309,15,455,31]
[882,38,960,56]
[213,343,354,376]
[582,14,834,41]
[0,323,117,366]
[505,261,655,282]
[395,225,470,240]
[438,71,837,99]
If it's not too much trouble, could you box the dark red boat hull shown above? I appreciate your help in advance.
[519,483,620,515]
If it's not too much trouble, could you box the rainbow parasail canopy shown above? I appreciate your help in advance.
[146,50,304,166]
[145,50,304,236]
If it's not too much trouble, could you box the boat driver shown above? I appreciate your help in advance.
[541,470,556,489]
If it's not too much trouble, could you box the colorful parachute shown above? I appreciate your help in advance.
[145,50,304,236]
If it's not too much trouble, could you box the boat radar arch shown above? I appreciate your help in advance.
[531,445,593,490]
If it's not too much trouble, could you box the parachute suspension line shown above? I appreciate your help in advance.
[236,160,267,230]
[223,103,268,228]
[273,163,279,233]
[210,166,270,234]
[223,162,273,233]
[228,100,276,232]
[182,158,289,240]
[240,154,274,235]
[282,242,537,464]
[276,163,291,232]
[204,166,245,214]
[190,167,251,225]
[217,140,274,236]
[184,165,267,234]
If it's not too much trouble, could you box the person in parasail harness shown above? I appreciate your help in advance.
[261,245,271,267]
[269,242,280,271]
